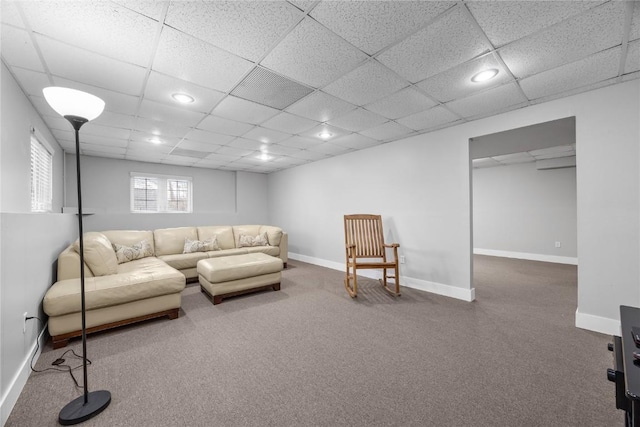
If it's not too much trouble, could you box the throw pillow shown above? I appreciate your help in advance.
[183,236,219,253]
[113,239,154,264]
[238,232,269,247]
[73,232,118,276]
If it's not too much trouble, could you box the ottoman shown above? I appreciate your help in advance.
[197,253,283,305]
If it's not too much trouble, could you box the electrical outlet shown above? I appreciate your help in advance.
[555,241,561,248]
[23,312,28,334]
[400,255,405,264]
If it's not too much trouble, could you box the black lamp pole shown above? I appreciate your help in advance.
[58,115,111,425]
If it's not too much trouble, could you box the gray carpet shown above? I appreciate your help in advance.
[7,256,620,426]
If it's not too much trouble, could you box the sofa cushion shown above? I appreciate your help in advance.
[102,230,155,254]
[245,246,280,257]
[113,239,154,264]
[207,248,248,258]
[44,257,185,317]
[197,226,235,250]
[154,227,197,256]
[157,252,209,271]
[73,232,118,277]
[260,226,283,247]
[183,237,219,253]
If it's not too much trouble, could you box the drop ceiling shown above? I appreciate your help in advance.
[1,1,638,174]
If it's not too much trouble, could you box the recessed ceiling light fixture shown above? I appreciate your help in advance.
[319,131,332,139]
[257,152,272,161]
[147,137,163,144]
[471,68,499,83]
[171,92,195,104]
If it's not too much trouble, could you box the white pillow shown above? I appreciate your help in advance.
[183,236,219,253]
[113,239,154,264]
[238,232,269,247]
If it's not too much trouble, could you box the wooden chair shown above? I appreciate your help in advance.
[344,214,400,298]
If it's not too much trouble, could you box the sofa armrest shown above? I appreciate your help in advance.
[279,232,288,264]
[57,245,95,281]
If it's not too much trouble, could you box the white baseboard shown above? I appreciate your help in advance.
[575,309,621,336]
[1,326,47,427]
[288,252,475,302]
[474,248,578,265]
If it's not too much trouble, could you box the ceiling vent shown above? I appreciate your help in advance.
[231,67,314,110]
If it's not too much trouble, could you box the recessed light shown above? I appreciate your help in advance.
[171,93,194,104]
[319,131,332,139]
[471,69,499,83]
[147,137,163,145]
[257,153,272,161]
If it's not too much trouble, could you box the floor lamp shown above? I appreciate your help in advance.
[43,87,111,425]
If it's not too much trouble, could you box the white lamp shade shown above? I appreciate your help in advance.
[43,87,105,121]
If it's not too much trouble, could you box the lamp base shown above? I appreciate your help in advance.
[59,390,111,425]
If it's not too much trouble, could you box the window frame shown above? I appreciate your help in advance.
[130,172,193,213]
[30,128,54,213]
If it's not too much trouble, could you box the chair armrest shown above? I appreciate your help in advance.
[346,243,356,249]
[383,243,400,248]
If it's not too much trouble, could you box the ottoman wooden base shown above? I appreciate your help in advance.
[201,282,280,305]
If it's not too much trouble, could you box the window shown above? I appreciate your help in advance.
[130,173,192,213]
[30,129,53,212]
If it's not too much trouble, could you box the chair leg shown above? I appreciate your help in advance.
[344,262,357,298]
[381,265,401,297]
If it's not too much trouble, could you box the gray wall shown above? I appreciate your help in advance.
[473,161,577,260]
[0,62,75,424]
[268,79,640,335]
[64,155,270,231]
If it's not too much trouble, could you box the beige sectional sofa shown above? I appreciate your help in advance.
[45,225,287,348]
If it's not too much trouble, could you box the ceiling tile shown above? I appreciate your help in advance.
[310,1,454,55]
[0,2,23,27]
[378,6,491,83]
[43,115,73,132]
[112,1,166,21]
[260,143,302,157]
[359,121,414,142]
[215,144,255,157]
[520,48,621,100]
[492,152,534,162]
[138,99,206,128]
[261,112,319,135]
[91,111,134,130]
[417,54,512,103]
[10,67,50,97]
[261,17,368,88]
[204,152,242,163]
[129,131,182,147]
[53,77,140,115]
[227,137,267,151]
[533,150,576,160]
[37,36,147,95]
[529,145,575,157]
[21,1,157,67]
[300,124,351,141]
[630,3,640,42]
[82,123,131,140]
[273,155,310,167]
[177,140,224,152]
[445,83,527,119]
[396,106,460,131]
[467,1,605,48]
[364,86,436,120]
[327,108,387,132]
[242,127,292,144]
[169,148,212,159]
[279,136,324,150]
[323,60,408,106]
[197,115,254,137]
[330,133,381,150]
[1,26,44,71]
[161,155,198,166]
[132,117,191,138]
[307,142,353,155]
[625,40,640,75]
[472,158,501,168]
[211,96,279,125]
[230,67,313,109]
[80,143,126,155]
[498,1,626,78]
[286,91,357,122]
[183,129,235,146]
[166,1,302,61]
[52,129,129,148]
[144,72,225,114]
[82,151,126,160]
[288,150,331,161]
[153,26,253,92]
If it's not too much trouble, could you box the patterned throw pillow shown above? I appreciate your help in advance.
[113,239,154,264]
[238,232,269,247]
[183,236,219,253]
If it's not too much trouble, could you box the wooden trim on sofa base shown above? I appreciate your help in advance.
[51,308,179,349]
[200,283,280,305]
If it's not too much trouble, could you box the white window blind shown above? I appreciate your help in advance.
[130,173,192,213]
[30,130,53,212]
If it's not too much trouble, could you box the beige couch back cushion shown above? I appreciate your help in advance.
[197,226,235,250]
[73,232,118,276]
[102,230,155,254]
[260,225,283,247]
[232,225,262,247]
[154,227,197,256]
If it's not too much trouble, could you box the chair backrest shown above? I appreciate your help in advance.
[344,214,385,258]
